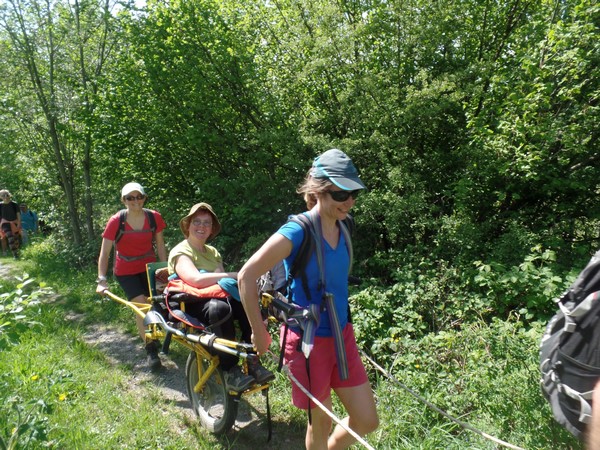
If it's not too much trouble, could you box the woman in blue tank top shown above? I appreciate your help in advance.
[239,149,379,449]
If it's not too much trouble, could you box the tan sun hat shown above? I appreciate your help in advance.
[179,202,221,240]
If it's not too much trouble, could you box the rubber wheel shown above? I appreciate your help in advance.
[185,351,238,435]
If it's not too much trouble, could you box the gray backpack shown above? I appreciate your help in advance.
[540,250,600,438]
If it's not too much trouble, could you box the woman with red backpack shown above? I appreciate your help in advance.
[96,182,167,370]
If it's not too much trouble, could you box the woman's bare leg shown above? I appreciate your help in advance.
[328,382,379,450]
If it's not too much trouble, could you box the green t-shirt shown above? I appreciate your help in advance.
[167,239,222,275]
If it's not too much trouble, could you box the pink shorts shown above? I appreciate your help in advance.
[281,323,368,409]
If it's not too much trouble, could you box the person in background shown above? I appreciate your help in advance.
[168,202,273,392]
[0,190,21,259]
[238,149,379,449]
[96,182,167,370]
[19,203,38,246]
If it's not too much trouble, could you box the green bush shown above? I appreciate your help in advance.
[352,257,488,358]
[366,317,582,449]
[352,245,572,361]
[472,245,572,319]
[0,275,53,351]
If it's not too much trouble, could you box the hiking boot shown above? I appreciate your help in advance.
[145,341,162,371]
[247,358,275,384]
[224,366,255,393]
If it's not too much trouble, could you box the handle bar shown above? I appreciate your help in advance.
[261,291,314,327]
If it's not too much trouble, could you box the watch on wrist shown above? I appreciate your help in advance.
[96,276,107,283]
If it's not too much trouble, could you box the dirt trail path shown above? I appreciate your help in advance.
[80,318,304,449]
[0,259,12,281]
[81,322,194,419]
[1,259,305,448]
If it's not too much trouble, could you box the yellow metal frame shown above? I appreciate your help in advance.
[103,263,271,398]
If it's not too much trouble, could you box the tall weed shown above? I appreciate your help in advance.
[0,274,52,350]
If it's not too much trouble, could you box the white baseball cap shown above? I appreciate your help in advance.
[121,182,146,198]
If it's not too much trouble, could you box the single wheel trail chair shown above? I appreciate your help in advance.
[104,262,273,436]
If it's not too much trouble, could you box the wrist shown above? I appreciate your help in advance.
[96,275,107,284]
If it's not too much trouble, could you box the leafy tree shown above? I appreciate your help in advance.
[463,0,600,264]
[92,0,309,256]
[1,0,598,294]
[0,0,121,245]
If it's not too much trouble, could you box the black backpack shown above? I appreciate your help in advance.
[114,208,157,244]
[540,250,600,438]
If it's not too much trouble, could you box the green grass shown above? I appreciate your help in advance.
[0,241,586,449]
[0,283,205,448]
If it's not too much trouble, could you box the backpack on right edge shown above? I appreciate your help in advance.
[540,250,600,438]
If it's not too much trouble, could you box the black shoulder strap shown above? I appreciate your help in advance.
[342,214,355,236]
[339,217,353,275]
[288,213,315,301]
[288,214,313,278]
[144,208,157,236]
[115,209,156,244]
[115,209,127,243]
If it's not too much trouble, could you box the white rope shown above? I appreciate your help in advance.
[279,363,377,450]
[360,350,526,450]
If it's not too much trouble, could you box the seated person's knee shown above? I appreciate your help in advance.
[205,299,235,338]
[207,298,230,322]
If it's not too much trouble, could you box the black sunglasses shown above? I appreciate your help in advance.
[124,195,145,201]
[327,190,360,202]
